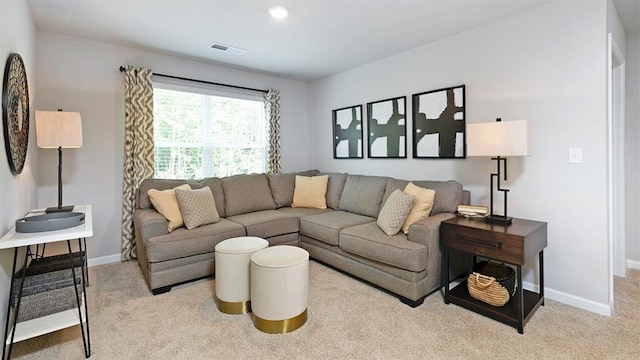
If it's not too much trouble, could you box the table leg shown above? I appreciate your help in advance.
[79,238,91,356]
[67,240,90,358]
[83,237,89,287]
[516,264,524,334]
[539,250,544,306]
[443,247,450,304]
[2,246,32,360]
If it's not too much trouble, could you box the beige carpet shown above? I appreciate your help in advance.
[10,261,640,359]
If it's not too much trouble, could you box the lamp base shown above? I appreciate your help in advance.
[485,215,513,225]
[45,205,75,213]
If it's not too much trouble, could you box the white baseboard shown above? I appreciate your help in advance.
[87,254,121,267]
[523,281,611,317]
[627,259,640,270]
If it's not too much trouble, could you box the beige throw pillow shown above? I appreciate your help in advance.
[401,182,436,234]
[148,184,191,232]
[175,186,220,230]
[291,175,329,209]
[377,189,415,236]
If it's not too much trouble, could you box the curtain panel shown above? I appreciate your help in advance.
[121,66,155,261]
[264,89,281,173]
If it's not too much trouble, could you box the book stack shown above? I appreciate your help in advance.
[457,205,489,218]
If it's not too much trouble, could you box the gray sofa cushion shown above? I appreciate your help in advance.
[267,170,320,208]
[340,222,428,272]
[384,179,463,215]
[145,219,245,263]
[321,172,348,210]
[200,177,226,217]
[137,179,203,210]
[339,175,389,218]
[300,211,374,246]
[227,210,299,239]
[222,174,277,216]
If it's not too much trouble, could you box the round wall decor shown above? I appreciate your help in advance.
[2,53,30,174]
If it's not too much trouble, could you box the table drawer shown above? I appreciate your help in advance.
[441,223,524,264]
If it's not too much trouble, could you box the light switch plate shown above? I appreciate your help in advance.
[569,147,583,164]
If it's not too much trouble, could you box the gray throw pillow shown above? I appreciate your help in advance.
[376,189,415,236]
[175,186,220,229]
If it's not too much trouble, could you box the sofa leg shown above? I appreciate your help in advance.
[399,296,425,308]
[152,285,172,295]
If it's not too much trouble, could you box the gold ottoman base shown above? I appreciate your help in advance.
[253,309,307,334]
[216,297,251,314]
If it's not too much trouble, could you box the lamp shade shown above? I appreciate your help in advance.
[467,120,529,157]
[35,111,82,149]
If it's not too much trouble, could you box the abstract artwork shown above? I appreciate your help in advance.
[412,85,465,158]
[332,105,363,159]
[367,96,406,158]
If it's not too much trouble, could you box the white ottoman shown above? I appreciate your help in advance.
[250,245,309,334]
[215,236,269,314]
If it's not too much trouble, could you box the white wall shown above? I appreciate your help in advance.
[0,0,39,343]
[309,1,612,313]
[36,32,310,263]
[625,28,640,267]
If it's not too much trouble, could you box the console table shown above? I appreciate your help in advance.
[0,205,92,359]
[441,216,547,334]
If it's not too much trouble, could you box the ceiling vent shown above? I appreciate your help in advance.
[210,42,246,55]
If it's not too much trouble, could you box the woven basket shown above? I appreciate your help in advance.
[467,261,516,307]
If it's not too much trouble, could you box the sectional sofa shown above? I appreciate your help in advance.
[133,170,469,306]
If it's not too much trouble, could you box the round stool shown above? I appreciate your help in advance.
[215,236,269,314]
[250,245,309,334]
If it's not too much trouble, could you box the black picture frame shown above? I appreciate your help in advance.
[332,105,363,159]
[412,85,466,159]
[366,96,407,158]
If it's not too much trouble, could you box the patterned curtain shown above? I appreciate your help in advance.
[121,66,155,261]
[264,89,281,173]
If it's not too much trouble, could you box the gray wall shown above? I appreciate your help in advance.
[625,28,640,267]
[308,0,613,313]
[0,0,38,343]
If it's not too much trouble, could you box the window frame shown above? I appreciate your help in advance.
[152,79,267,179]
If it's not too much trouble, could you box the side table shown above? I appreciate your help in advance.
[0,205,93,359]
[441,216,547,334]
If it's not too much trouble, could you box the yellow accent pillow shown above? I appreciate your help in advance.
[148,184,191,232]
[401,182,436,234]
[291,175,329,209]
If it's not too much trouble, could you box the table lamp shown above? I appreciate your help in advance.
[467,118,529,224]
[35,110,82,213]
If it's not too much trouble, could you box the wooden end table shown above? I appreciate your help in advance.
[441,216,547,334]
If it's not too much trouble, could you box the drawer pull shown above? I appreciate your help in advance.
[455,234,502,249]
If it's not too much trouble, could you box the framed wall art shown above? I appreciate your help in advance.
[366,96,406,158]
[332,105,363,159]
[412,84,465,159]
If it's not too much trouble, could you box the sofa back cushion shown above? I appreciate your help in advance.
[222,173,277,216]
[137,179,203,210]
[383,179,463,215]
[322,172,348,210]
[200,177,226,218]
[267,170,320,208]
[339,175,389,218]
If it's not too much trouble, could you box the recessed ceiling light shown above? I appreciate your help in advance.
[269,6,289,20]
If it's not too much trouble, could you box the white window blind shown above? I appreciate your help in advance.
[153,81,266,179]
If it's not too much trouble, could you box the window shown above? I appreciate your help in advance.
[153,82,266,179]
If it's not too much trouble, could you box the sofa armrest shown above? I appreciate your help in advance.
[133,209,169,245]
[407,212,456,247]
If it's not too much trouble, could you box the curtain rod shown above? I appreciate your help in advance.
[118,66,268,94]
